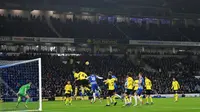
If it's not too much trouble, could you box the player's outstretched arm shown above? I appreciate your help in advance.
[96,76,103,79]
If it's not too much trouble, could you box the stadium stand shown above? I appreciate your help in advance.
[0,14,200,41]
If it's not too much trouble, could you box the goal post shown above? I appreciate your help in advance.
[0,58,42,112]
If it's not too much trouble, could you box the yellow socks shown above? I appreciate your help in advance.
[106,97,110,105]
[140,96,143,102]
[65,98,69,104]
[112,95,116,103]
[81,87,85,95]
[150,96,153,103]
[146,96,149,103]
[175,93,178,101]
[74,87,78,96]
[69,97,72,104]
[126,96,130,103]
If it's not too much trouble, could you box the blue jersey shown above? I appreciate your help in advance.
[88,74,103,92]
[138,77,145,89]
[88,74,98,85]
[136,77,144,95]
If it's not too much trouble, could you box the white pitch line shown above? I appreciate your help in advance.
[5,109,39,112]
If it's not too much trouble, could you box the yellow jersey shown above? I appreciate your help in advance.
[84,87,90,91]
[65,84,73,94]
[74,72,79,80]
[134,80,139,90]
[78,71,87,80]
[127,77,134,89]
[171,81,180,91]
[105,78,116,90]
[145,78,152,90]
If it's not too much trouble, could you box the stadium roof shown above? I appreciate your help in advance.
[0,0,200,14]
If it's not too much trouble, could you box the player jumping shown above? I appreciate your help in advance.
[78,71,88,97]
[171,78,180,102]
[88,73,103,103]
[73,70,80,99]
[16,82,32,108]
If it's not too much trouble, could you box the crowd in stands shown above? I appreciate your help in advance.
[143,56,200,93]
[1,14,200,41]
[1,53,200,99]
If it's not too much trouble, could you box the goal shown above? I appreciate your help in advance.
[0,58,42,111]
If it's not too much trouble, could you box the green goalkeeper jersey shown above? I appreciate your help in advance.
[18,84,31,96]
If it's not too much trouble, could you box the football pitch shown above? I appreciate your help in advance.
[1,98,200,112]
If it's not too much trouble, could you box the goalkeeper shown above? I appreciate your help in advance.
[16,82,32,108]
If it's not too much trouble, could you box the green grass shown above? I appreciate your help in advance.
[1,98,200,112]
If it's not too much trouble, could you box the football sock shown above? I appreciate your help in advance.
[134,95,137,105]
[124,97,127,104]
[93,93,96,102]
[175,93,178,101]
[74,87,78,96]
[16,96,21,107]
[81,87,85,95]
[112,95,116,103]
[146,96,149,103]
[25,98,30,105]
[107,97,110,105]
[129,96,132,103]
[110,97,113,103]
[69,97,72,104]
[138,96,142,104]
[150,96,153,103]
[65,98,69,104]
[126,96,130,103]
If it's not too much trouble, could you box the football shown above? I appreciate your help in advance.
[85,61,89,65]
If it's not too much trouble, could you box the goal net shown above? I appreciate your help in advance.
[0,58,42,112]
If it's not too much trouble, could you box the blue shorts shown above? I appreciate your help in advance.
[136,88,143,96]
[95,92,100,97]
[91,84,98,92]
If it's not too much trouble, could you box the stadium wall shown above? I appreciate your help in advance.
[1,94,199,102]
[152,94,200,98]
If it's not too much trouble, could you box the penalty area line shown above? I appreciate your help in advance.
[5,110,40,112]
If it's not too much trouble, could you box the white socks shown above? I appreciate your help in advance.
[110,97,113,103]
[134,95,137,106]
[129,96,132,103]
[93,93,96,102]
[137,96,142,105]
[124,97,127,104]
